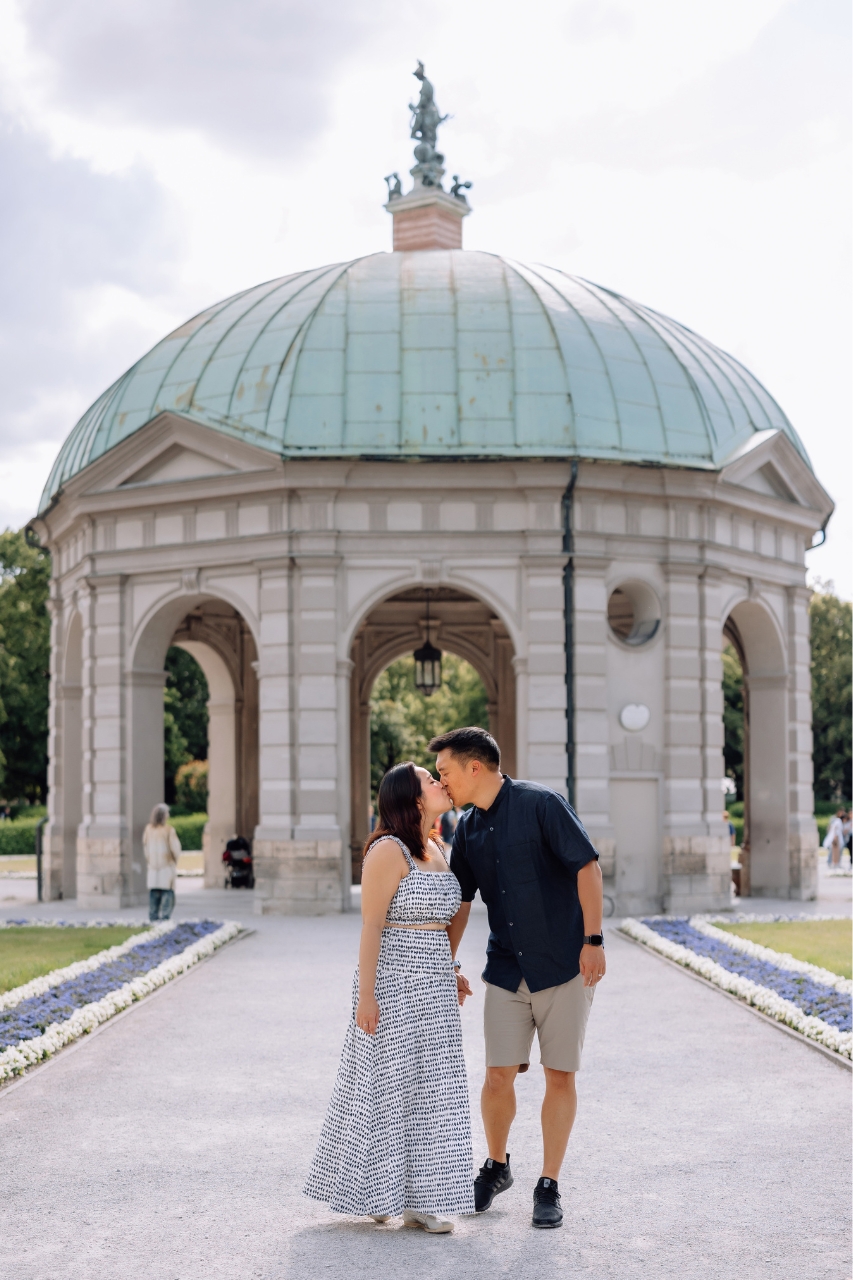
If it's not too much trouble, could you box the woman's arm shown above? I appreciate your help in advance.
[168,826,181,862]
[356,842,405,1035]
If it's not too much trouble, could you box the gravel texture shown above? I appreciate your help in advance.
[0,882,850,1280]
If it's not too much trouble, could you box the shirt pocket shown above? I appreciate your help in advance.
[505,840,539,884]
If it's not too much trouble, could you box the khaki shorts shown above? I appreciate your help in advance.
[484,974,594,1073]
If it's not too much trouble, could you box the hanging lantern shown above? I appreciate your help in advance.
[413,591,442,697]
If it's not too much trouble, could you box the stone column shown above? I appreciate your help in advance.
[662,565,730,912]
[42,590,66,900]
[76,574,133,908]
[572,556,613,870]
[252,554,343,915]
[786,585,818,899]
[522,557,569,795]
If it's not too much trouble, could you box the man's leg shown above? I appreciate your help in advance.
[481,1065,519,1162]
[541,1069,577,1180]
[149,889,159,922]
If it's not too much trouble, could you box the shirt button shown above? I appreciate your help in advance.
[502,890,505,894]
[518,951,523,956]
[490,827,494,831]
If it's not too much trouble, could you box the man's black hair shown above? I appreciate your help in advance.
[428,726,501,769]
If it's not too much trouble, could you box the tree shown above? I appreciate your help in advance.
[163,647,208,802]
[810,587,852,801]
[0,529,51,803]
[369,653,488,797]
[722,643,745,800]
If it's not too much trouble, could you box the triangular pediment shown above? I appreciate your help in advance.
[717,429,833,522]
[120,443,237,487]
[73,411,281,499]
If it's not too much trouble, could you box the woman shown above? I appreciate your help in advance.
[304,762,475,1232]
[823,810,846,868]
[143,804,181,921]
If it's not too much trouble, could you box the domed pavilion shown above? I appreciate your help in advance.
[33,69,833,915]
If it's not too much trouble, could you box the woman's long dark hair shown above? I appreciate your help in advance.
[364,762,426,862]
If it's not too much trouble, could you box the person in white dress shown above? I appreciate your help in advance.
[142,804,181,920]
[304,762,476,1233]
[823,810,846,868]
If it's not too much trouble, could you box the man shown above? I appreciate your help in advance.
[433,726,605,1230]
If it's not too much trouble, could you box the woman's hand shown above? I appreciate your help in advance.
[356,993,380,1035]
[456,971,473,1006]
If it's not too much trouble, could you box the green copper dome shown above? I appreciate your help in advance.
[40,250,811,511]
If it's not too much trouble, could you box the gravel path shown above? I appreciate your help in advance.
[0,886,849,1280]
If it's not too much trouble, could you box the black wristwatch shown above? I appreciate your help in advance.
[583,934,604,946]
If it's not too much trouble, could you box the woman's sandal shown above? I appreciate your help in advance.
[402,1210,453,1234]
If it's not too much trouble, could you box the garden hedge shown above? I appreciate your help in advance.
[0,818,39,858]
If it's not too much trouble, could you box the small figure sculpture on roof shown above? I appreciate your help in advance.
[384,172,402,201]
[450,175,472,202]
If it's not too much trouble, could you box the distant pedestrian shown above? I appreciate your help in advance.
[143,804,181,920]
[723,810,737,847]
[440,806,459,844]
[823,810,845,867]
[843,811,852,867]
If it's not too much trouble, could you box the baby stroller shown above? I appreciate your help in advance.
[223,836,254,889]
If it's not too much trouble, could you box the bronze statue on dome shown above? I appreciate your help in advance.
[408,62,448,188]
[409,62,448,149]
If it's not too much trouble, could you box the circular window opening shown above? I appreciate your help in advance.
[607,582,661,647]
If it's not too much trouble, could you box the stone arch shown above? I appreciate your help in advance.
[348,585,517,881]
[128,595,259,892]
[724,597,789,897]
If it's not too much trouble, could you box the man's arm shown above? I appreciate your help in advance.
[447,900,471,958]
[447,824,476,1003]
[577,859,606,986]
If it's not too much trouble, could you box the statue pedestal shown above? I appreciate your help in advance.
[386,188,470,251]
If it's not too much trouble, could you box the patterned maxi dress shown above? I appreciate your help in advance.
[303,837,475,1217]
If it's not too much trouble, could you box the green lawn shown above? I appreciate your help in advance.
[715,919,852,979]
[0,926,149,993]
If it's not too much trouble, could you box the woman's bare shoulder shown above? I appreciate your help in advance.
[363,837,408,872]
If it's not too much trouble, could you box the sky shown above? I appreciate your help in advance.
[0,0,849,595]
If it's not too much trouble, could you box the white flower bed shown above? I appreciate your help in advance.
[620,917,852,1060]
[0,919,241,1083]
[691,916,851,996]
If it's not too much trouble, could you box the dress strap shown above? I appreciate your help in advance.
[364,834,416,871]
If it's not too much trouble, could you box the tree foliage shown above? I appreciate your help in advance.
[0,530,51,803]
[810,588,852,801]
[163,646,208,802]
[722,643,745,800]
[370,653,488,798]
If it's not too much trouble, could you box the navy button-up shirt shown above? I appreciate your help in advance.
[450,776,599,994]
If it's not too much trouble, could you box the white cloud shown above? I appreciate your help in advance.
[0,0,849,593]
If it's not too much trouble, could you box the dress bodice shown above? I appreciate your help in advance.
[364,836,462,925]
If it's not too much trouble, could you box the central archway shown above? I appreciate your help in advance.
[348,587,516,881]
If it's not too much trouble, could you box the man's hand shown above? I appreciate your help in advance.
[456,971,473,1005]
[579,943,606,987]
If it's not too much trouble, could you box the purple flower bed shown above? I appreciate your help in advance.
[643,918,852,1031]
[0,921,221,1050]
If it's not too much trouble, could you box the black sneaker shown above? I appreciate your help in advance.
[532,1177,562,1228]
[474,1154,514,1212]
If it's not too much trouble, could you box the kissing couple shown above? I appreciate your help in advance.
[304,726,605,1232]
